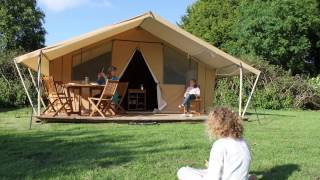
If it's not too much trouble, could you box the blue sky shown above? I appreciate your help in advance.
[37,0,196,45]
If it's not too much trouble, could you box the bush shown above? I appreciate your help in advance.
[308,75,320,94]
[214,57,320,110]
[0,78,32,107]
[0,50,37,108]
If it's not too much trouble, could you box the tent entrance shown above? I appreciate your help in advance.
[120,50,158,111]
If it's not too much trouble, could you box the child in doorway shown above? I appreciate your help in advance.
[177,107,251,180]
[179,79,200,115]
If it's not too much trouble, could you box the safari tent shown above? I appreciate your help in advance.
[14,12,260,117]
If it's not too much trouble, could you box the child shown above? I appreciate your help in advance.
[179,79,200,115]
[177,107,251,180]
[107,66,120,104]
[107,66,119,81]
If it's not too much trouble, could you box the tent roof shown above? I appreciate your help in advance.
[15,12,260,76]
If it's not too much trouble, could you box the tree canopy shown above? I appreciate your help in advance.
[0,0,45,52]
[0,0,45,107]
[181,0,320,75]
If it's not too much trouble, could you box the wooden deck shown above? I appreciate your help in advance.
[36,113,208,123]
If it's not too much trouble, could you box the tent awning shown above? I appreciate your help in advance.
[15,12,260,76]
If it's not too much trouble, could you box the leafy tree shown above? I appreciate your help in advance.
[0,0,45,107]
[181,0,320,75]
[180,0,240,48]
[0,0,45,52]
[227,0,320,75]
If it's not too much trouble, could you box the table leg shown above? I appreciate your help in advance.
[78,88,82,116]
[66,87,74,115]
[89,88,93,113]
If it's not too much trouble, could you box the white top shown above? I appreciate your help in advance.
[185,86,200,97]
[204,138,251,180]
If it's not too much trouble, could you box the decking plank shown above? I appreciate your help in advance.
[36,114,207,123]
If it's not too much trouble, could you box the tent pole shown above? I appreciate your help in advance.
[239,63,243,116]
[14,60,36,114]
[28,68,46,108]
[37,51,42,116]
[242,73,260,118]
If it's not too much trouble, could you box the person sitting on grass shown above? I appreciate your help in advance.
[177,107,251,180]
[179,79,200,116]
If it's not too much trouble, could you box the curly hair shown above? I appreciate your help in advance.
[206,107,244,139]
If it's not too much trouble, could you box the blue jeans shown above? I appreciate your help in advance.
[182,94,196,112]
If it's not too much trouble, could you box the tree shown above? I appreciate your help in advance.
[0,0,45,52]
[0,0,45,107]
[180,0,320,75]
[227,0,320,75]
[180,0,240,48]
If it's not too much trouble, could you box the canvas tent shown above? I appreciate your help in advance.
[14,12,260,116]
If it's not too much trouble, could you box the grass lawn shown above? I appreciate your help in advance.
[0,108,319,180]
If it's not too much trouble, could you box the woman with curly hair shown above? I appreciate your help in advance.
[177,107,251,180]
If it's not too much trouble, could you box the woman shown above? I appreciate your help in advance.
[177,107,251,180]
[179,79,200,115]
[96,71,106,85]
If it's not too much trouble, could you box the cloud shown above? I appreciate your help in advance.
[38,0,113,12]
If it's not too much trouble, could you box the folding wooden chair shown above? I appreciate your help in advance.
[88,80,119,117]
[42,76,73,116]
[113,82,129,114]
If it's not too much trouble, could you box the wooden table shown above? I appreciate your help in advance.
[64,83,104,115]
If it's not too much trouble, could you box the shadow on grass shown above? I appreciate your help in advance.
[252,164,300,180]
[0,107,30,113]
[0,129,187,179]
[245,112,296,118]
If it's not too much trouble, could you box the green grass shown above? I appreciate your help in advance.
[0,108,319,180]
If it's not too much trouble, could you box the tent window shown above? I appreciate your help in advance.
[163,46,198,84]
[72,43,112,81]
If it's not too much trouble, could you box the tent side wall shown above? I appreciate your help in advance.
[48,28,216,113]
[198,62,216,113]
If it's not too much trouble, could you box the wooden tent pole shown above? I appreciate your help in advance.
[37,51,42,116]
[242,73,260,118]
[239,63,243,116]
[14,60,37,114]
[28,68,46,108]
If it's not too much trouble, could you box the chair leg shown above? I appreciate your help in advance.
[110,105,117,115]
[101,101,114,116]
[88,99,97,116]
[117,105,126,114]
[42,105,52,114]
[89,99,105,117]
[42,99,58,114]
[53,103,65,116]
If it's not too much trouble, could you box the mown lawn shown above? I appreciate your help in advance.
[0,108,319,180]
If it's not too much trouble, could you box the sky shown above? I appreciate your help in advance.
[37,0,196,46]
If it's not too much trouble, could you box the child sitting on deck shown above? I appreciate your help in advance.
[179,79,200,116]
[177,107,251,180]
